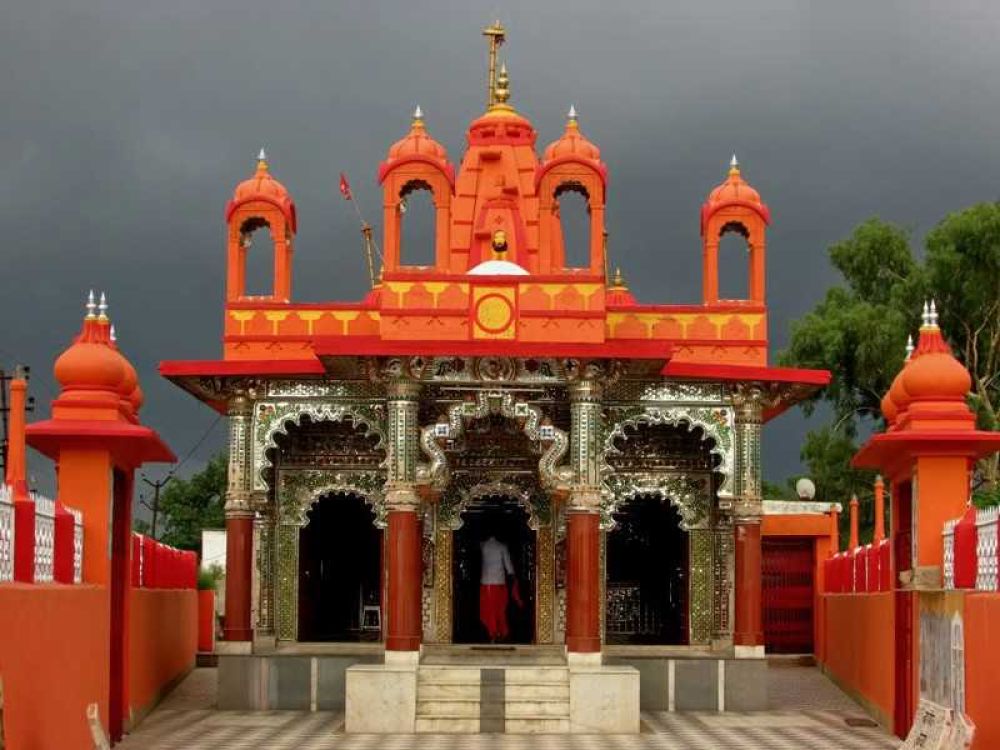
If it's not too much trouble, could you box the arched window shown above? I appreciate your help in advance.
[240,217,275,297]
[399,182,436,267]
[717,223,750,301]
[556,187,590,269]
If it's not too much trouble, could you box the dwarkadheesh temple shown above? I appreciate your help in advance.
[158,26,837,732]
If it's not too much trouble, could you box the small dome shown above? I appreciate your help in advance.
[387,108,450,163]
[543,107,602,163]
[701,156,771,227]
[467,259,529,276]
[54,296,127,394]
[902,326,971,403]
[111,326,143,416]
[226,150,297,231]
[606,267,637,306]
[880,390,898,424]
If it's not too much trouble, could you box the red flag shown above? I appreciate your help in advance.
[339,172,353,201]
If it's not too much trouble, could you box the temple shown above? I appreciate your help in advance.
[160,22,829,732]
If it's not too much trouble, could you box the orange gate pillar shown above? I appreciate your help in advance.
[734,520,764,651]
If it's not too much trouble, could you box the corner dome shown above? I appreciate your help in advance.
[386,108,450,164]
[543,107,601,163]
[702,156,771,226]
[606,268,637,306]
[226,150,297,231]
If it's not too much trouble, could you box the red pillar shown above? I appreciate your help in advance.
[224,514,254,641]
[873,476,886,544]
[566,510,601,653]
[848,495,859,549]
[733,521,763,649]
[385,508,422,651]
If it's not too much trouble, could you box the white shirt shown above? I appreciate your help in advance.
[480,537,514,585]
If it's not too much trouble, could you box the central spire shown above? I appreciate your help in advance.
[482,19,506,108]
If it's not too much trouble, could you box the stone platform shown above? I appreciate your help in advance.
[217,643,766,726]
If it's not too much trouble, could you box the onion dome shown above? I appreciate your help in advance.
[226,149,297,231]
[701,155,771,226]
[882,335,913,425]
[543,106,602,163]
[606,267,637,306]
[54,292,128,399]
[901,301,972,403]
[110,325,145,416]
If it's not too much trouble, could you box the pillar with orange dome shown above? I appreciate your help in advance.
[26,292,174,741]
[854,300,1000,735]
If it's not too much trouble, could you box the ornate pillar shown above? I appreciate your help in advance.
[224,391,255,642]
[732,385,764,656]
[565,369,604,656]
[384,377,423,655]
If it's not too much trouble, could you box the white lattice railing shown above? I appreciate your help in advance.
[943,518,957,590]
[0,485,14,582]
[33,494,56,583]
[977,507,999,592]
[71,507,83,584]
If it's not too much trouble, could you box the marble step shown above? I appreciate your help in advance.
[418,682,481,700]
[505,683,570,700]
[416,699,481,718]
[417,667,483,684]
[504,699,570,718]
[503,668,570,683]
[415,717,480,733]
[505,717,571,734]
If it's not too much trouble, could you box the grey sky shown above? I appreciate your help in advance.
[3,1,1000,506]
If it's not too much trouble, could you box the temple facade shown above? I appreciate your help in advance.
[161,23,828,731]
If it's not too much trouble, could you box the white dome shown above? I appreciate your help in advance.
[467,260,529,276]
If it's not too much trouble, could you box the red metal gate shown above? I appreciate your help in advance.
[762,538,814,654]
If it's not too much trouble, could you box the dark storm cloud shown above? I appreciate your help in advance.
[3,1,1000,503]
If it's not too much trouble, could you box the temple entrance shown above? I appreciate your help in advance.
[606,496,689,645]
[453,497,535,644]
[297,492,382,642]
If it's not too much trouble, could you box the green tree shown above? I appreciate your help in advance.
[780,205,1000,526]
[145,454,228,550]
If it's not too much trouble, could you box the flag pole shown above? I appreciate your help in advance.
[339,172,383,288]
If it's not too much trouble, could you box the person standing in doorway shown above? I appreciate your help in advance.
[479,534,522,642]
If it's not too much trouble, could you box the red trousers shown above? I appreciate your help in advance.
[479,584,509,640]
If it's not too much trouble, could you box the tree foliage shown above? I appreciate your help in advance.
[779,204,1000,522]
[149,453,228,550]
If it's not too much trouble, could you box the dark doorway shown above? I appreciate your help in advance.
[298,492,381,641]
[762,537,814,654]
[606,496,688,645]
[453,497,535,644]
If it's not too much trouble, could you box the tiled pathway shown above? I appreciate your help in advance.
[118,664,900,749]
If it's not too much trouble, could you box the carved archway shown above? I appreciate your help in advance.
[602,404,734,499]
[602,473,713,531]
[417,390,570,491]
[252,401,386,491]
[278,472,387,528]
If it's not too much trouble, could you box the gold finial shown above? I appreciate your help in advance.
[567,104,578,127]
[611,267,626,289]
[494,62,511,106]
[483,20,507,108]
[257,147,269,172]
[729,153,739,176]
[412,105,424,127]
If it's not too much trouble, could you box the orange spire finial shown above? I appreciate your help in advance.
[830,505,841,554]
[4,365,28,496]
[873,476,886,543]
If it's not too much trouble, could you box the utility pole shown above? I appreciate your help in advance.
[140,474,172,540]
